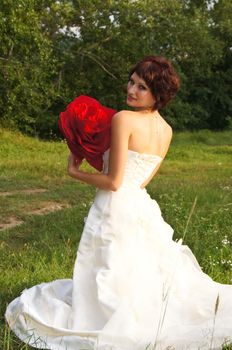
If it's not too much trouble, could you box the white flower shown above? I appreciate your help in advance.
[222,235,230,246]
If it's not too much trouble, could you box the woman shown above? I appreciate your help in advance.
[5,56,232,350]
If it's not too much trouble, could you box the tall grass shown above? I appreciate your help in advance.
[0,128,232,349]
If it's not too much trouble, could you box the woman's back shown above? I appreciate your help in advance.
[125,110,173,159]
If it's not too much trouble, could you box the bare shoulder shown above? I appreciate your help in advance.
[157,115,173,158]
[159,115,173,138]
[112,110,133,120]
[111,110,133,129]
[164,122,173,140]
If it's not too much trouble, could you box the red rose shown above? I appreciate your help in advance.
[59,95,117,171]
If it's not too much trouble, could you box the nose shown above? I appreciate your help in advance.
[128,84,136,96]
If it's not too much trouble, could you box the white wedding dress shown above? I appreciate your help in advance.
[5,149,232,350]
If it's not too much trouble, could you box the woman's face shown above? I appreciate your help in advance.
[126,72,156,111]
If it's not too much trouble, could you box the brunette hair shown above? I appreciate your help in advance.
[129,55,180,110]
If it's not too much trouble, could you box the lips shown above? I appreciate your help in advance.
[127,95,136,101]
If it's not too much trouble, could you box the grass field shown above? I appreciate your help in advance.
[0,128,232,349]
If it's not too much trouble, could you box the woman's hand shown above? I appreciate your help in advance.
[67,153,82,176]
[66,150,115,190]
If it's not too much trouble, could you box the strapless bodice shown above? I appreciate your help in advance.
[103,149,162,189]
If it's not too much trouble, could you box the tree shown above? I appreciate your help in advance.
[0,0,66,135]
[0,0,231,136]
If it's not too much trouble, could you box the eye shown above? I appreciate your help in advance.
[139,85,146,90]
[128,78,134,85]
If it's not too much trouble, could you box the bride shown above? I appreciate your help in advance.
[5,56,232,350]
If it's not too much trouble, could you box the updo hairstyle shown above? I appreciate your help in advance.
[129,55,180,111]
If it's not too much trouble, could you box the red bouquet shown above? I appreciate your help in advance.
[58,95,117,171]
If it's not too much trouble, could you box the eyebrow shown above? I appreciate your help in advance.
[130,76,147,86]
[138,81,148,88]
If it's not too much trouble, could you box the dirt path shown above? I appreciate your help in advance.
[27,201,70,216]
[0,189,47,197]
[0,189,70,231]
[0,217,24,230]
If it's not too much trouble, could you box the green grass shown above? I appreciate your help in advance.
[0,128,232,349]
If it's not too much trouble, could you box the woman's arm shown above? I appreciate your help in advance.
[67,112,131,191]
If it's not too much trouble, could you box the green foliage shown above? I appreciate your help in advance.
[0,0,231,137]
[0,1,59,135]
